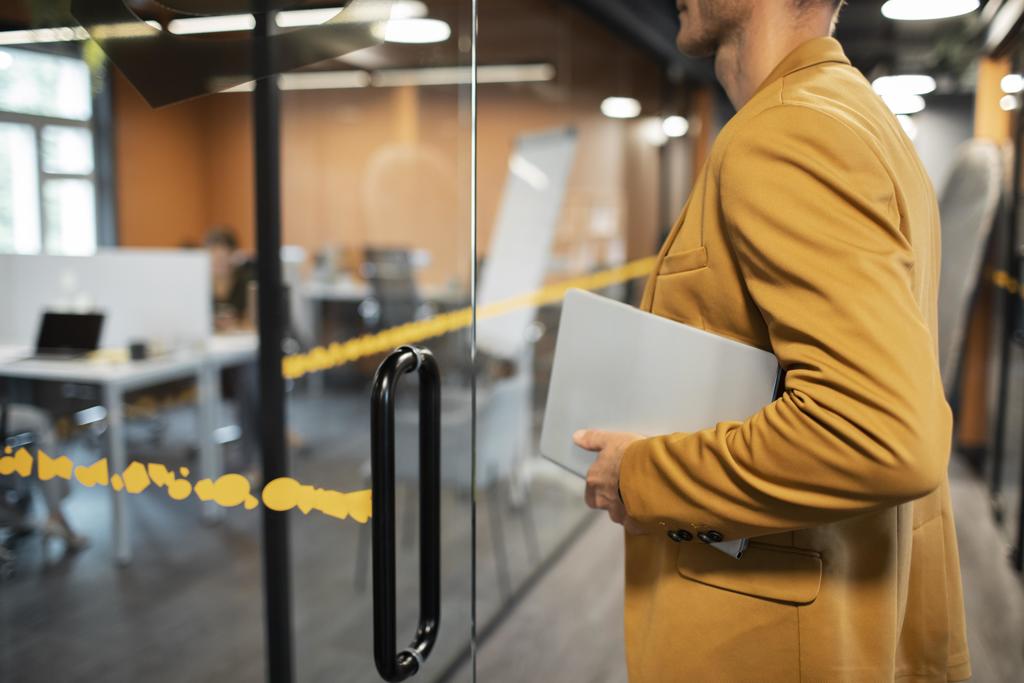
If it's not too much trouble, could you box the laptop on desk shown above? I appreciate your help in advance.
[28,312,104,360]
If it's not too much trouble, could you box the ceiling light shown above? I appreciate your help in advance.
[168,14,256,35]
[276,1,428,28]
[1000,95,1019,111]
[372,18,451,44]
[220,81,256,93]
[279,71,371,90]
[872,74,936,97]
[896,114,918,140]
[372,63,555,87]
[881,93,925,115]
[601,97,641,119]
[662,115,690,138]
[0,50,12,70]
[1002,74,1024,94]
[0,26,89,45]
[640,118,668,146]
[881,0,980,21]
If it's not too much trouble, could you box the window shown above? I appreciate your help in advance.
[0,47,97,255]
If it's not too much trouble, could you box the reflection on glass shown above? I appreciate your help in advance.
[0,48,92,121]
[0,121,41,254]
[41,126,95,175]
[43,178,96,256]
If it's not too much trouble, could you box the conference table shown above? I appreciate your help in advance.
[0,334,258,564]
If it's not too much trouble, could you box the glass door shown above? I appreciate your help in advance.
[275,1,477,681]
[0,1,477,682]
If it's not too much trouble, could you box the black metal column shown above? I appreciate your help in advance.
[254,9,294,682]
[991,86,1024,529]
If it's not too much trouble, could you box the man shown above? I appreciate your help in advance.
[573,1,970,680]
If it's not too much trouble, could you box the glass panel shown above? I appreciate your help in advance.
[42,178,96,255]
[474,3,669,676]
[280,0,476,678]
[41,125,94,175]
[0,47,92,121]
[0,121,40,253]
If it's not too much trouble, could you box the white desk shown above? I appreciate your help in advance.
[0,334,258,564]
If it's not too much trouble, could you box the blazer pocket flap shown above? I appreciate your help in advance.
[658,246,708,275]
[677,542,822,605]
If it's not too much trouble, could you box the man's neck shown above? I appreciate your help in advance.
[714,6,835,110]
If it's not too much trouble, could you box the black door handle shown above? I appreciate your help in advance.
[371,345,442,682]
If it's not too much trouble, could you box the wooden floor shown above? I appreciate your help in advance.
[466,454,1024,683]
[1,387,1022,682]
[0,392,591,683]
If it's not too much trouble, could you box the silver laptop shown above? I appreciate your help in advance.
[540,289,783,558]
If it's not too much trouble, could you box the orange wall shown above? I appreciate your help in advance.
[115,72,207,248]
[112,16,669,284]
[114,72,254,251]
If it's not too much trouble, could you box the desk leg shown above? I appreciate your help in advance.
[308,298,324,398]
[197,366,225,522]
[104,384,131,565]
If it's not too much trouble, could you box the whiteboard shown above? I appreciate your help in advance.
[477,127,578,359]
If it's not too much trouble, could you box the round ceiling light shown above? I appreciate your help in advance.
[881,0,980,21]
[373,18,451,44]
[881,93,926,115]
[1001,74,1024,94]
[601,97,641,119]
[872,74,936,97]
[662,115,690,138]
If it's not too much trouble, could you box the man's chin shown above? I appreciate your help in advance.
[676,35,716,59]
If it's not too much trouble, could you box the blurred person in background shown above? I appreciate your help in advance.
[204,226,260,481]
[3,404,87,551]
[205,226,256,332]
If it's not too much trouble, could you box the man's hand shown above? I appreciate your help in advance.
[574,429,648,534]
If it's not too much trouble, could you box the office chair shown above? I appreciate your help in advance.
[360,247,435,330]
[0,403,37,580]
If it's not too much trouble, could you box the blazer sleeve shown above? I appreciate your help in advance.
[619,105,952,540]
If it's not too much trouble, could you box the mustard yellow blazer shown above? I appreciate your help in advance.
[619,38,970,682]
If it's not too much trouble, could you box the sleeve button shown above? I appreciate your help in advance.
[667,529,693,543]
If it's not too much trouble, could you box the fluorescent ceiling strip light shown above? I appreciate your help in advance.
[279,70,371,90]
[168,14,256,35]
[213,63,555,94]
[276,1,428,27]
[276,7,346,27]
[0,21,163,44]
[373,63,555,87]
[881,0,980,21]
[372,18,451,44]
[220,81,256,93]
[872,74,937,96]
[0,26,89,45]
[881,93,926,115]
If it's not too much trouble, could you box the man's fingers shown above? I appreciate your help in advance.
[624,517,649,536]
[584,482,598,509]
[607,501,626,525]
[573,428,606,452]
